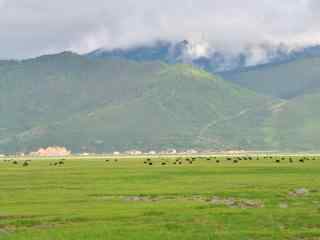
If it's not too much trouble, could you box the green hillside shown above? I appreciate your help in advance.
[0,53,277,153]
[0,53,163,140]
[223,56,320,99]
[264,91,320,150]
[220,56,320,151]
[3,51,320,153]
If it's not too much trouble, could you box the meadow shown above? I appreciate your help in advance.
[0,155,320,240]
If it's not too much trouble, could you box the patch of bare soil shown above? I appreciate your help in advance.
[100,194,265,209]
[279,203,289,209]
[122,196,161,202]
[289,188,310,197]
[210,197,264,209]
[0,228,9,235]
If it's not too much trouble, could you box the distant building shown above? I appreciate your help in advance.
[148,151,157,155]
[30,146,71,157]
[186,149,198,155]
[113,151,120,155]
[125,150,142,155]
[160,149,177,155]
[167,149,177,154]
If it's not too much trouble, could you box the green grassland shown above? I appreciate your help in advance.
[1,155,320,239]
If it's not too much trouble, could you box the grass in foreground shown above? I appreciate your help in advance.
[0,155,320,239]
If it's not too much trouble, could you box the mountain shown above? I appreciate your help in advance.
[86,41,320,74]
[86,40,247,72]
[87,40,187,64]
[3,50,320,153]
[222,56,320,99]
[87,41,320,101]
[0,52,278,153]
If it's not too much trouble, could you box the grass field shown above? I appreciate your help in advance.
[1,155,320,240]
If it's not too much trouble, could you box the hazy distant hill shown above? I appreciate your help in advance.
[223,56,320,99]
[0,52,278,153]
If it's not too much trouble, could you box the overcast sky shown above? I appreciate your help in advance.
[1,0,320,59]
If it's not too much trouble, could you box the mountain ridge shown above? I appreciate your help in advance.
[0,52,278,153]
[1,51,320,153]
[86,40,320,74]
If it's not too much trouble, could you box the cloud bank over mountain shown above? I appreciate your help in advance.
[1,0,320,59]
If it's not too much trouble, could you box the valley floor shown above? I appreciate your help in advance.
[0,155,320,240]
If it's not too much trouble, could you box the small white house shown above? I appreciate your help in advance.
[186,149,198,155]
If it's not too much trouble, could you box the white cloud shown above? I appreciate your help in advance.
[0,0,320,59]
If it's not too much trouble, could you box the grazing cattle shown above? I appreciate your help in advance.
[23,161,29,167]
[233,160,238,164]
[276,160,280,163]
